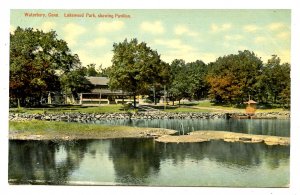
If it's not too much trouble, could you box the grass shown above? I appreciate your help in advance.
[170,100,289,113]
[9,100,289,114]
[164,107,214,113]
[9,120,118,133]
[10,104,125,114]
[9,120,176,140]
[9,120,140,140]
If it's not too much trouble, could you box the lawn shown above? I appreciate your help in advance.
[146,99,289,114]
[9,100,289,114]
[10,104,125,114]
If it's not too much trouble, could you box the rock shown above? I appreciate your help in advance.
[45,116,51,120]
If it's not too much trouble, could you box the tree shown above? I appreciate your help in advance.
[206,50,263,104]
[262,55,290,105]
[168,59,189,105]
[108,38,170,107]
[83,63,109,77]
[186,60,209,100]
[10,27,83,107]
[84,64,99,76]
[60,67,93,102]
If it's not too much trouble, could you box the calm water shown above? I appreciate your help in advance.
[92,118,290,137]
[9,139,289,187]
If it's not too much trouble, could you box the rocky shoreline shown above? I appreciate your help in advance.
[9,111,290,122]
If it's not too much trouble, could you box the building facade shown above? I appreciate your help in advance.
[80,77,132,105]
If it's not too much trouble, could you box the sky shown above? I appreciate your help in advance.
[3,2,300,195]
[10,9,290,68]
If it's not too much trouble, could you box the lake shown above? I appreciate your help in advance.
[92,118,290,137]
[9,138,289,187]
[9,118,290,187]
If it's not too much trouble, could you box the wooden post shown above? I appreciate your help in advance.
[164,85,166,111]
[99,91,102,105]
[153,87,156,105]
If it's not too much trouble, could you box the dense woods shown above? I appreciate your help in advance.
[10,28,290,108]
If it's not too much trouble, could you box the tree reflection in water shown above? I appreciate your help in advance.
[109,138,289,185]
[9,140,88,184]
[155,141,289,168]
[109,138,161,185]
[9,139,289,186]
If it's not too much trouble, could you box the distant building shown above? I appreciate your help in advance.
[80,77,132,105]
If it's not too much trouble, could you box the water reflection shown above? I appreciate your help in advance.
[9,140,88,184]
[9,139,289,186]
[93,119,290,137]
[155,141,289,168]
[109,138,160,185]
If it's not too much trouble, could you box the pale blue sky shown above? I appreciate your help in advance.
[11,9,291,67]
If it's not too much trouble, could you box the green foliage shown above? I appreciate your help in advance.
[206,50,263,104]
[206,51,290,107]
[168,59,209,104]
[108,38,170,107]
[83,63,109,77]
[9,27,82,106]
[60,67,93,100]
[259,56,290,106]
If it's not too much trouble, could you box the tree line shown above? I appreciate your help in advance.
[9,27,290,108]
[10,27,107,107]
[108,39,290,108]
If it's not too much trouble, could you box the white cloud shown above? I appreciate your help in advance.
[276,32,290,40]
[10,25,16,34]
[160,50,216,64]
[256,50,290,64]
[199,53,218,64]
[268,22,286,31]
[224,34,243,41]
[154,39,194,51]
[76,49,113,68]
[63,23,86,46]
[237,45,249,51]
[254,36,267,44]
[255,51,270,63]
[243,24,259,33]
[278,50,290,63]
[153,38,215,63]
[211,23,232,33]
[40,21,56,32]
[86,38,108,47]
[97,21,124,33]
[174,25,198,37]
[140,21,164,34]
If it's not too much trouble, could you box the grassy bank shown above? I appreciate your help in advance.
[9,100,289,114]
[9,120,176,140]
[9,104,125,114]
[164,100,289,113]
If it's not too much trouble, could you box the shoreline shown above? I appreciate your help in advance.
[155,130,290,146]
[9,120,289,145]
[9,120,177,141]
[9,111,290,122]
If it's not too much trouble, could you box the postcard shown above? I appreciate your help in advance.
[2,2,300,195]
